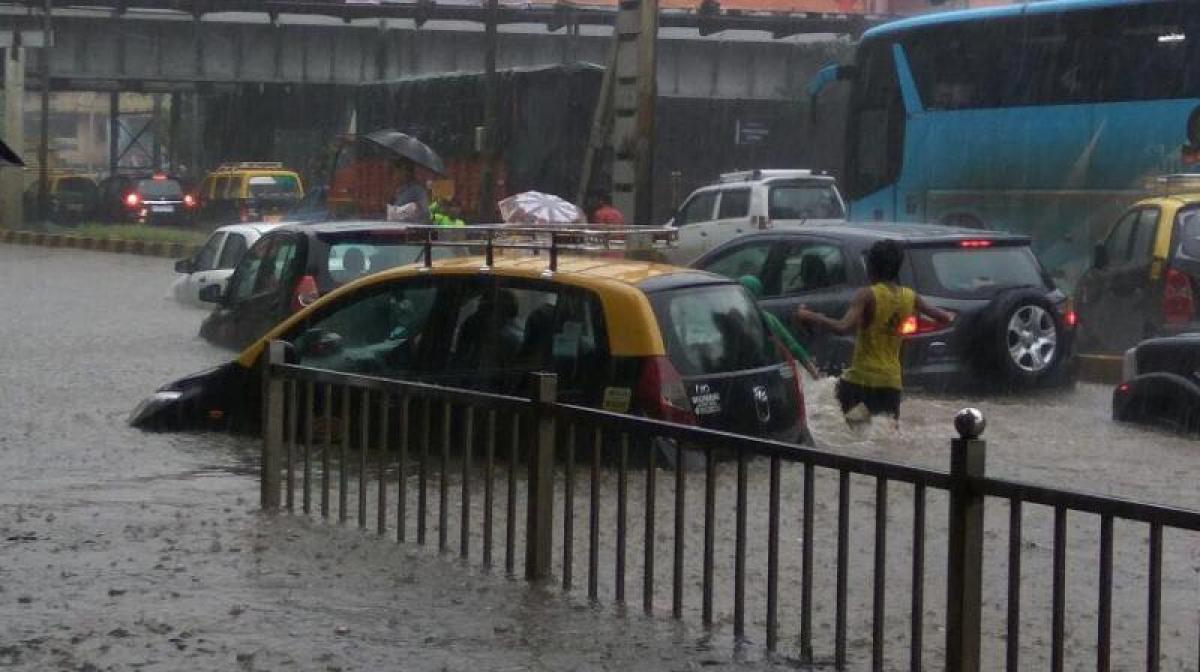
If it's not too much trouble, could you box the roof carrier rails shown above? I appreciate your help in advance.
[215,161,286,171]
[392,223,677,273]
[1145,173,1200,195]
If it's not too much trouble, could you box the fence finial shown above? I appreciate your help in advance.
[954,407,986,440]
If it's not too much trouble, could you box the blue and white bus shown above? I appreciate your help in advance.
[813,0,1200,286]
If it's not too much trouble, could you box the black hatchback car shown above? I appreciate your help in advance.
[1113,334,1200,433]
[692,223,1078,389]
[198,221,461,350]
[97,173,196,226]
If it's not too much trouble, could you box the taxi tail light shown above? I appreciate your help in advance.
[124,192,140,208]
[290,275,319,313]
[636,356,696,426]
[183,194,197,208]
[1163,267,1195,326]
[898,312,953,337]
[775,338,807,429]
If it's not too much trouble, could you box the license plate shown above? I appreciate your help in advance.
[152,205,175,213]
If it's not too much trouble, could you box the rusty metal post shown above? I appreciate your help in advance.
[261,341,287,512]
[525,373,557,581]
[946,408,987,672]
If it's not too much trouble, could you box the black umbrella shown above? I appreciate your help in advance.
[0,138,24,167]
[362,129,445,175]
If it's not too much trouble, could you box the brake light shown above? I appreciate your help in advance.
[290,275,319,312]
[898,313,953,337]
[152,173,167,181]
[959,240,992,248]
[1163,267,1195,326]
[183,194,197,208]
[124,192,140,207]
[636,356,696,425]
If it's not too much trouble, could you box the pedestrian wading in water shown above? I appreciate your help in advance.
[794,240,954,428]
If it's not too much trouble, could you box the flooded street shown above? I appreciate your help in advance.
[1,245,1196,671]
[0,245,787,671]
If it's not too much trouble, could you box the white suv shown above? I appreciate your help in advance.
[663,169,845,264]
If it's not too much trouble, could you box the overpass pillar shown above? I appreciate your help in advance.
[1,47,25,229]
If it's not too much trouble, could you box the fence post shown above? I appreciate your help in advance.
[525,372,557,581]
[946,408,986,672]
[261,341,286,512]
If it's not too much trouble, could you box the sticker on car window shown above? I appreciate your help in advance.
[602,387,632,413]
[690,383,721,416]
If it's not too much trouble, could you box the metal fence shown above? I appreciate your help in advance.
[259,341,1200,671]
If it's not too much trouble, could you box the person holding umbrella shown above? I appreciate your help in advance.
[391,159,431,224]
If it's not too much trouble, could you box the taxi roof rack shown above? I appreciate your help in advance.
[1145,173,1200,195]
[213,161,287,171]
[393,223,677,273]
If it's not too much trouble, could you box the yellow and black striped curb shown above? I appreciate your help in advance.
[0,228,201,260]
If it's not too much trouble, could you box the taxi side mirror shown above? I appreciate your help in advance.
[199,283,224,304]
[1092,243,1108,270]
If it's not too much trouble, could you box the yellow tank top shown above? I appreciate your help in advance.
[842,283,915,391]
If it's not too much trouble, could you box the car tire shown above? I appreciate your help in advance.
[973,288,1065,387]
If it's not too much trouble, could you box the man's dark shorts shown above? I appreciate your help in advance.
[836,379,902,419]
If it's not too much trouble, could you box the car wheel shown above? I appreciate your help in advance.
[975,289,1065,386]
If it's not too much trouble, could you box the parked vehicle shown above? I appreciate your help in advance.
[97,173,196,226]
[132,229,811,451]
[1114,334,1200,433]
[663,170,845,265]
[197,162,304,225]
[171,223,281,307]
[23,173,98,224]
[197,221,461,349]
[692,222,1077,389]
[1077,183,1200,353]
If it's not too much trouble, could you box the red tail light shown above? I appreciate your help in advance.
[1163,267,1195,326]
[636,356,696,425]
[898,313,953,337]
[124,192,140,207]
[290,275,319,312]
[183,194,197,208]
[959,239,992,248]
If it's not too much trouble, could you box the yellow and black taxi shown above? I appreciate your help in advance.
[1077,178,1200,353]
[23,172,99,224]
[132,231,811,446]
[197,162,304,224]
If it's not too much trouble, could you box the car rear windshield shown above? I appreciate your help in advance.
[137,179,183,199]
[248,175,301,198]
[649,284,781,376]
[909,244,1050,299]
[768,181,845,220]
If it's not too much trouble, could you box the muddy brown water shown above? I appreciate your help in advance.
[2,245,1196,671]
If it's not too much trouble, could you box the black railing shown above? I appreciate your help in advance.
[260,342,1200,671]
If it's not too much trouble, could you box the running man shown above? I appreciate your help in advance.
[793,240,954,427]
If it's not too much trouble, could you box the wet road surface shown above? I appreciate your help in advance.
[1,244,1196,671]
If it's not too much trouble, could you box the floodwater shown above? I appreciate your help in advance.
[1,244,1196,671]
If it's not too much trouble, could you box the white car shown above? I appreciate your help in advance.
[663,169,846,264]
[171,223,282,307]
